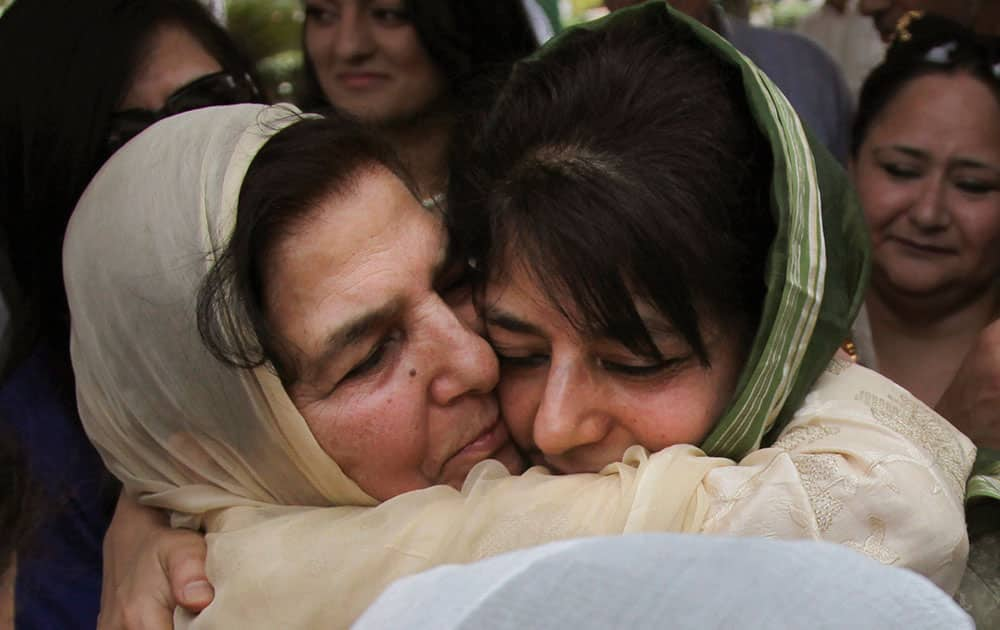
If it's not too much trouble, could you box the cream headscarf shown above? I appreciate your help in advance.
[65,6,972,627]
[66,104,375,528]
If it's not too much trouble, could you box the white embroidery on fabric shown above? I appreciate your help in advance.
[825,357,850,375]
[855,390,969,495]
[772,424,840,451]
[791,453,858,532]
[844,517,899,565]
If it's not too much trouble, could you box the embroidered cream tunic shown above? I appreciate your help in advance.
[189,359,972,628]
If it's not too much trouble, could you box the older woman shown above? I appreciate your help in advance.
[76,5,972,628]
[850,10,999,484]
[847,12,1000,624]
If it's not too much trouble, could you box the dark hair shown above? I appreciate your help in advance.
[448,9,774,366]
[852,14,1000,155]
[197,113,415,383]
[300,0,538,114]
[0,0,258,377]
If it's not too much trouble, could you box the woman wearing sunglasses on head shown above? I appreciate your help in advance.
[848,12,1000,626]
[0,1,262,626]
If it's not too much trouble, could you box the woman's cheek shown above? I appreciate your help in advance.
[497,374,541,451]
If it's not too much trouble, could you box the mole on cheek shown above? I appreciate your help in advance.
[409,368,417,378]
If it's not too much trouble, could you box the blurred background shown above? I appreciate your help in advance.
[0,0,830,103]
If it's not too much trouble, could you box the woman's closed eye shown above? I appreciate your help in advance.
[597,357,676,378]
[342,331,402,383]
[879,160,921,181]
[304,4,339,25]
[492,346,549,369]
[952,175,999,196]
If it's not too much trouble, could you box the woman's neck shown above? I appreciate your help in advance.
[382,111,452,202]
[866,282,1000,406]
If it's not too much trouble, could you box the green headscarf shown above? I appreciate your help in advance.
[553,1,870,461]
[569,2,1000,505]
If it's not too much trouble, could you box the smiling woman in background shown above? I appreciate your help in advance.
[847,13,1000,625]
[298,0,538,197]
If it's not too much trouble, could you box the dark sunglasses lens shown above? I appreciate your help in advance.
[165,73,260,116]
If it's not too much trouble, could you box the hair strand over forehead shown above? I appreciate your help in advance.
[197,112,417,383]
[449,7,775,364]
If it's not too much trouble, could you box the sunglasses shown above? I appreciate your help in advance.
[106,71,262,155]
[887,11,1000,78]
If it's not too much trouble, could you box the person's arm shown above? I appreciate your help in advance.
[98,492,212,630]
[935,318,1000,450]
[181,359,973,628]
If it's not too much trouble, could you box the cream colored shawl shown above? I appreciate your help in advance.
[65,19,975,630]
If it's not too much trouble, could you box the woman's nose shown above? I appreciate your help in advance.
[909,175,950,231]
[427,300,499,406]
[531,362,612,457]
[334,7,376,61]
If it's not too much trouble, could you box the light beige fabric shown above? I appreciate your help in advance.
[65,104,974,629]
[195,362,973,628]
[66,104,376,524]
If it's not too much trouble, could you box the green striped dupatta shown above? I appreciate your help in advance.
[659,4,999,504]
[562,2,870,460]
[566,3,1000,505]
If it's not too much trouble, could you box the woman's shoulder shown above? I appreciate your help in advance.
[791,356,977,490]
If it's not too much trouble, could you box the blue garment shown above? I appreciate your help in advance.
[720,11,854,163]
[0,342,115,629]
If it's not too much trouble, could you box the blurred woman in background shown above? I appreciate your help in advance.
[0,0,261,625]
[849,12,1000,626]
[298,0,538,196]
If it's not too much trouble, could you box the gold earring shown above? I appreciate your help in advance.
[892,9,925,44]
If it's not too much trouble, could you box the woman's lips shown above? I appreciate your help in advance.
[891,236,956,255]
[452,419,510,463]
[336,72,389,89]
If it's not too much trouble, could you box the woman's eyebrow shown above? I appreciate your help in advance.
[950,157,1000,175]
[303,297,406,377]
[876,145,927,160]
[483,307,545,337]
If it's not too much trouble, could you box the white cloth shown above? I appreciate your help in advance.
[355,534,974,630]
[796,2,886,101]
